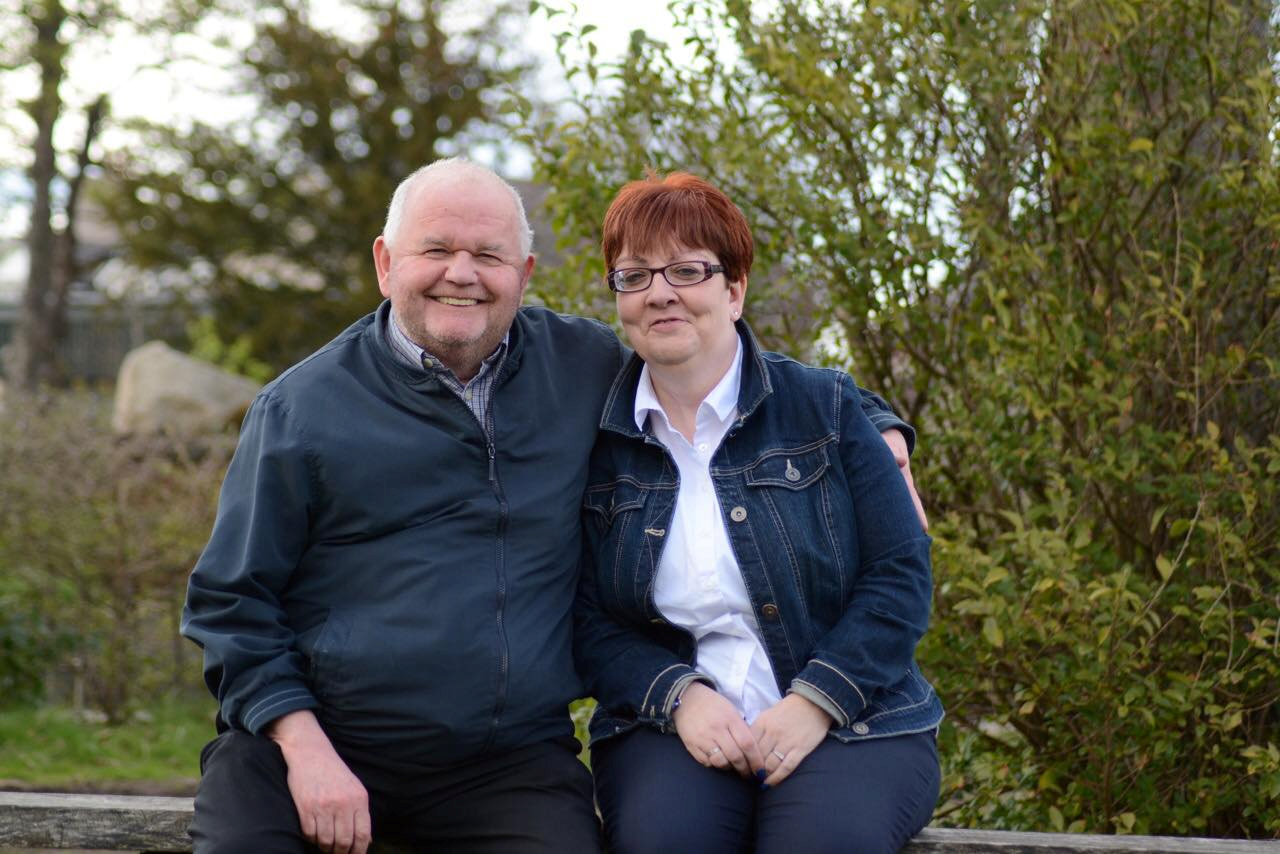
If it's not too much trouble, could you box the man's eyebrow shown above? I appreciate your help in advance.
[417,237,509,254]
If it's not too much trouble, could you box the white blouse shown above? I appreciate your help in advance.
[633,340,782,723]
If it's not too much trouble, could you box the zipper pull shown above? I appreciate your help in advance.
[488,442,497,482]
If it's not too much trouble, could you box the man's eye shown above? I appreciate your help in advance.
[477,254,503,266]
[424,248,451,257]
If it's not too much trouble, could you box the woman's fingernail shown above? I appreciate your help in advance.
[755,769,766,781]
[760,783,771,792]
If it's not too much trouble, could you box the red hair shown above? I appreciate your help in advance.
[602,171,753,283]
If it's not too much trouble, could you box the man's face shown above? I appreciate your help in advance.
[373,176,533,381]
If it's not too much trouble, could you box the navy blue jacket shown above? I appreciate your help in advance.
[181,302,626,766]
[182,302,912,767]
[576,321,943,746]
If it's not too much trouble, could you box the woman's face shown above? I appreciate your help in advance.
[614,242,746,374]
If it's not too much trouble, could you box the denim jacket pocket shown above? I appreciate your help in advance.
[741,438,833,490]
[739,437,848,613]
[582,477,668,607]
[583,477,650,525]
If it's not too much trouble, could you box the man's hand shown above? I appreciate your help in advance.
[750,693,834,787]
[671,682,766,779]
[881,427,928,531]
[267,710,372,854]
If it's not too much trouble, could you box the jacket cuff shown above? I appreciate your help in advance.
[638,663,707,726]
[661,671,718,718]
[866,410,916,456]
[791,659,867,727]
[788,682,847,727]
[237,680,320,735]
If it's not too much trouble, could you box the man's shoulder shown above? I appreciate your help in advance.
[517,305,616,340]
[257,312,377,406]
[516,306,623,359]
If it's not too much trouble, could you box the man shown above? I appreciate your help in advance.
[181,158,924,853]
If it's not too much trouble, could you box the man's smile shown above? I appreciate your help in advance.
[433,296,481,306]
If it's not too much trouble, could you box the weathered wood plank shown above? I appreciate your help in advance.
[903,827,1280,853]
[2,791,1277,852]
[0,792,191,851]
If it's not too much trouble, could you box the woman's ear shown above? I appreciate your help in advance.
[729,275,748,319]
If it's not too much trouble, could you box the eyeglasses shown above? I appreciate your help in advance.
[606,261,726,293]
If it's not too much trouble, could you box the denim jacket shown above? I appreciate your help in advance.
[574,321,943,746]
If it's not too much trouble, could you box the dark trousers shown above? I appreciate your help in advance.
[190,730,602,854]
[593,727,940,854]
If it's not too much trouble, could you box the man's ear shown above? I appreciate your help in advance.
[373,236,393,297]
[518,254,536,296]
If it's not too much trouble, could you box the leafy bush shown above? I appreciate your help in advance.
[0,391,233,722]
[0,601,70,708]
[523,0,1279,837]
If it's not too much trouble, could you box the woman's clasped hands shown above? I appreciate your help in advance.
[671,682,835,787]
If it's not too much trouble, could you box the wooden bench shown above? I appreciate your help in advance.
[1,792,1276,852]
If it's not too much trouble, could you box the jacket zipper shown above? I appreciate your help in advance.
[485,403,510,752]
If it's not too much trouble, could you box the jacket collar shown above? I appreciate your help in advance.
[600,318,773,438]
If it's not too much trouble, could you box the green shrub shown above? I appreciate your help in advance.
[0,391,232,722]
[0,600,70,708]
[524,0,1279,836]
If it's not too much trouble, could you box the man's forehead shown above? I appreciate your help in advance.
[406,182,520,241]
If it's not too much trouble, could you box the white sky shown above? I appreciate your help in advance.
[0,0,718,241]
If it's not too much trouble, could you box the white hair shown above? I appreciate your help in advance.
[382,157,533,257]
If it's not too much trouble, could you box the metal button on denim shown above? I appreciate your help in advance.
[852,722,870,735]
[761,603,779,619]
[730,506,747,521]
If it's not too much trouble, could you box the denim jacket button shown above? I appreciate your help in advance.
[761,603,779,619]
[730,506,747,522]
[852,722,870,735]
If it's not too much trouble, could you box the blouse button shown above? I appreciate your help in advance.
[729,506,747,522]
[761,603,779,619]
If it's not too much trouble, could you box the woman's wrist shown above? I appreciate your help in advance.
[786,685,842,728]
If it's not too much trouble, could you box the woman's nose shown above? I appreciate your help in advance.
[645,273,679,304]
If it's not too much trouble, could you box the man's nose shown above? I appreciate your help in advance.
[445,251,480,283]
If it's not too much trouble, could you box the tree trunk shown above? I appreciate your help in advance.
[6,1,68,390]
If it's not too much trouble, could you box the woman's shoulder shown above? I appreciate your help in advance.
[758,348,855,398]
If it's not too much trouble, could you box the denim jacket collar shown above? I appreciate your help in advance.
[600,318,774,438]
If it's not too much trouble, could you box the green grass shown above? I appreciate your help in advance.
[0,696,215,794]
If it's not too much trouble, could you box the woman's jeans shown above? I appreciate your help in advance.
[593,727,940,854]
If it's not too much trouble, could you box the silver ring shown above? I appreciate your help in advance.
[708,746,722,756]
[772,750,785,761]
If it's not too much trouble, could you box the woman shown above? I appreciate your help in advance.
[575,172,943,854]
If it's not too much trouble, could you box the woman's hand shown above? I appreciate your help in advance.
[672,682,766,779]
[750,693,835,786]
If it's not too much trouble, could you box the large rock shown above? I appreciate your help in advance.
[112,341,261,436]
